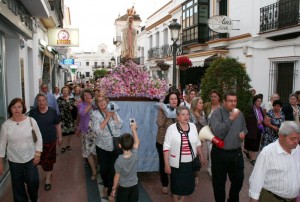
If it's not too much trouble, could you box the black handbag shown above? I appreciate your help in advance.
[99,110,123,155]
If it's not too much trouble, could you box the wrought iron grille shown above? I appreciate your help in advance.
[260,0,300,33]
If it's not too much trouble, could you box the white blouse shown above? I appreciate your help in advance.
[0,117,43,163]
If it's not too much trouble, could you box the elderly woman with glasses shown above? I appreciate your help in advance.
[91,94,123,199]
[163,106,202,202]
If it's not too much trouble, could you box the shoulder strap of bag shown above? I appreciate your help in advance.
[29,117,33,127]
[99,109,113,137]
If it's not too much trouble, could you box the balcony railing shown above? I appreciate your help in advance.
[160,44,169,57]
[48,0,63,27]
[260,0,300,33]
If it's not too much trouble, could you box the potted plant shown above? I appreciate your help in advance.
[157,61,170,71]
[176,56,192,71]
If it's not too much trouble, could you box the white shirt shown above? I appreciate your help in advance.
[249,140,300,200]
[180,101,191,109]
[0,117,43,163]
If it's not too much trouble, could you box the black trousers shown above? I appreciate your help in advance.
[116,184,139,202]
[211,146,244,202]
[156,142,169,187]
[96,146,117,196]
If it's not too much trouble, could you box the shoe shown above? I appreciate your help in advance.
[61,148,66,153]
[243,150,251,160]
[250,160,256,166]
[162,186,168,194]
[195,177,199,186]
[207,167,212,176]
[91,171,97,181]
[66,146,72,150]
[102,187,108,197]
[44,183,51,191]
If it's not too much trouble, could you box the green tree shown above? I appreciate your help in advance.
[94,69,108,80]
[200,57,252,115]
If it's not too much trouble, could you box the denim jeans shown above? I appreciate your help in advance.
[9,159,39,202]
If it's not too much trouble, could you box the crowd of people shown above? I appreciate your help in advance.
[0,81,299,202]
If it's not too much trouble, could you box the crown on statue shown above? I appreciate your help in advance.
[127,6,136,16]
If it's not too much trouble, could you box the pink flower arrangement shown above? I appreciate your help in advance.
[96,60,167,99]
[176,56,192,67]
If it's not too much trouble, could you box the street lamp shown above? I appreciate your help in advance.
[111,56,116,68]
[168,19,181,88]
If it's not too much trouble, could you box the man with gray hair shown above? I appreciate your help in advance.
[249,121,300,202]
[265,93,280,113]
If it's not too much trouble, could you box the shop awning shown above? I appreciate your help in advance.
[190,55,215,67]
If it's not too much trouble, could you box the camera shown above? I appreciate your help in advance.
[107,103,115,112]
[130,118,135,126]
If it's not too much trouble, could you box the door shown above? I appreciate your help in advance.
[276,62,294,105]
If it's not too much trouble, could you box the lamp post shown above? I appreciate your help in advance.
[111,56,116,68]
[168,19,181,88]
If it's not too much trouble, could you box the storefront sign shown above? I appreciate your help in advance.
[207,15,232,33]
[48,28,79,47]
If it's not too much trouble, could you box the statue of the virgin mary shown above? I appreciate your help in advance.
[121,6,137,59]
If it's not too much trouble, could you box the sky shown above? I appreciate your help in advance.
[64,0,170,53]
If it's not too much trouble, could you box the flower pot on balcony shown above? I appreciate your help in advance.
[179,65,189,71]
[159,64,170,71]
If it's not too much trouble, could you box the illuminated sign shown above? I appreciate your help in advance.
[63,59,74,65]
[48,28,79,47]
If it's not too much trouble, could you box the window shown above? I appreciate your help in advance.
[108,62,111,67]
[94,62,97,67]
[85,72,90,77]
[182,0,210,45]
[86,61,89,66]
[101,62,104,67]
[269,61,297,105]
[156,32,159,47]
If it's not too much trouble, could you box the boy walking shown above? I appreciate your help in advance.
[110,122,140,202]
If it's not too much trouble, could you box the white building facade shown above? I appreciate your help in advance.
[133,0,300,103]
[72,43,115,82]
[0,0,70,195]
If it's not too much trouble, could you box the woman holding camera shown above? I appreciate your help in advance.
[91,94,123,199]
[76,89,97,180]
[0,98,43,202]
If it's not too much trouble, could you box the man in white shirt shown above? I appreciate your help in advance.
[249,121,300,202]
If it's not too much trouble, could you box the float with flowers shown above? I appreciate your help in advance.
[97,60,167,100]
[96,60,167,171]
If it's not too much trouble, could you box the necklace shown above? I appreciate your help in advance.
[11,115,24,125]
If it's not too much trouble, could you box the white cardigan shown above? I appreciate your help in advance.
[163,122,201,168]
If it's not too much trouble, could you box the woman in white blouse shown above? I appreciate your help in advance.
[91,94,123,199]
[0,98,43,202]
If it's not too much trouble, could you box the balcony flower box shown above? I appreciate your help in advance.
[176,56,192,71]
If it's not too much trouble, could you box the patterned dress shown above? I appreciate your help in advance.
[57,97,76,136]
[261,109,285,148]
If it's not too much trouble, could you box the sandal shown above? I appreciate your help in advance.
[66,146,72,150]
[45,183,51,191]
[243,150,251,160]
[61,148,66,153]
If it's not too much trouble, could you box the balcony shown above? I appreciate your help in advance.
[40,0,63,28]
[260,0,300,33]
[160,44,170,58]
[19,0,51,17]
